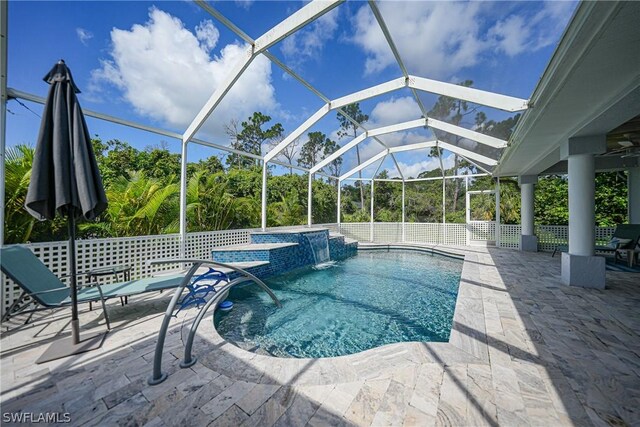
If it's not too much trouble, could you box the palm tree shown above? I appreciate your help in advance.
[173,170,247,232]
[81,172,179,237]
[269,190,305,226]
[4,145,36,243]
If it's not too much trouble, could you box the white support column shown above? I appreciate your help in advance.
[560,135,607,289]
[442,176,446,244]
[629,167,640,223]
[402,181,406,242]
[0,0,7,246]
[495,177,501,247]
[370,180,375,242]
[179,141,189,258]
[308,173,313,227]
[569,154,596,256]
[465,176,469,246]
[518,175,538,251]
[261,161,268,231]
[337,182,342,226]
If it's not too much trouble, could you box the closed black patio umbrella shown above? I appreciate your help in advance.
[25,60,108,362]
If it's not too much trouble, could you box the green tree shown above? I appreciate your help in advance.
[595,172,628,226]
[189,155,224,176]
[3,145,68,243]
[269,190,305,226]
[4,145,38,243]
[138,143,181,180]
[535,176,568,225]
[428,80,476,213]
[97,139,142,184]
[226,112,284,169]
[337,103,368,211]
[323,138,342,182]
[81,172,179,237]
[298,131,328,169]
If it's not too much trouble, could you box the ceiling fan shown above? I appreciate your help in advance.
[603,132,640,158]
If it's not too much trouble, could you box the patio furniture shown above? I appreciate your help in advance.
[0,246,185,328]
[551,224,640,266]
[86,264,132,309]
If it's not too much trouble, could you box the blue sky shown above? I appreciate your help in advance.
[6,0,577,178]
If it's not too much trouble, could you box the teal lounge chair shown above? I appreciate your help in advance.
[552,224,640,263]
[1,246,185,328]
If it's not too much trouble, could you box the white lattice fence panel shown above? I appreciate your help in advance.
[443,224,467,245]
[186,230,251,260]
[373,223,402,242]
[404,223,443,244]
[74,234,182,287]
[500,225,522,249]
[536,225,568,252]
[467,222,497,242]
[316,223,340,233]
[595,227,615,245]
[339,223,371,241]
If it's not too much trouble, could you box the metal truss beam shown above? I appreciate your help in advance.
[388,140,437,153]
[367,1,430,120]
[438,141,498,166]
[183,50,254,144]
[310,132,367,173]
[185,0,342,145]
[265,103,330,162]
[389,153,404,180]
[331,77,406,110]
[428,117,508,148]
[369,118,426,137]
[409,76,529,112]
[340,149,388,181]
[7,88,261,161]
[253,0,343,53]
[403,172,488,182]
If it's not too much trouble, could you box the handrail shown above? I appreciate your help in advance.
[180,276,253,369]
[147,259,281,385]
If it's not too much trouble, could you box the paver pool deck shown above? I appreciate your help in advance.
[1,245,639,426]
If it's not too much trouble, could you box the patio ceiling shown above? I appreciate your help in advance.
[495,1,640,177]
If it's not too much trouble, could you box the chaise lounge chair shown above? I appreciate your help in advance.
[551,224,640,266]
[1,246,187,328]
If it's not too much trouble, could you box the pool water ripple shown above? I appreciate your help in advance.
[214,250,462,358]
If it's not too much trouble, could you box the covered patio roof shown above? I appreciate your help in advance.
[495,1,640,177]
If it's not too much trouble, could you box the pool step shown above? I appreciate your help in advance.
[211,242,304,278]
[210,229,357,280]
[210,261,271,275]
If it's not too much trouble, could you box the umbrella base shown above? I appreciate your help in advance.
[36,331,107,364]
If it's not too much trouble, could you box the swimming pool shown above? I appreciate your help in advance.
[214,249,463,358]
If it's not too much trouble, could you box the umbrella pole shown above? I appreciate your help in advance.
[35,214,107,364]
[69,214,80,345]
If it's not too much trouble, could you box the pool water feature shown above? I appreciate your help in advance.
[305,231,330,265]
[214,250,463,358]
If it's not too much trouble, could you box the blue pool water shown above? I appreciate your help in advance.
[214,250,462,358]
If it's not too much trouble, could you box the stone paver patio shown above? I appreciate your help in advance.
[1,246,639,426]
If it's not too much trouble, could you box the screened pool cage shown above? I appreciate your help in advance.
[0,0,528,252]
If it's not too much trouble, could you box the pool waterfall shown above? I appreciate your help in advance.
[305,231,330,265]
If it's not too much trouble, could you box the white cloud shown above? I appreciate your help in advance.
[393,154,454,179]
[351,1,574,78]
[90,8,276,138]
[369,96,422,127]
[195,20,219,51]
[280,8,339,67]
[76,28,93,46]
[235,0,254,10]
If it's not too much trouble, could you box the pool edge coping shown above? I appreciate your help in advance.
[198,244,490,385]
